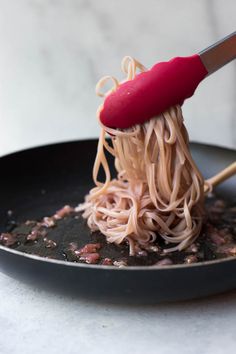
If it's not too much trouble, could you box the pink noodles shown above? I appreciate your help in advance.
[77,57,205,255]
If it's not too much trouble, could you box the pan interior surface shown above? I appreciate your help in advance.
[0,139,235,228]
[0,139,235,302]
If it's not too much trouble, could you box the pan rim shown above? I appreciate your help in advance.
[0,138,235,160]
[0,139,235,272]
[1,243,236,271]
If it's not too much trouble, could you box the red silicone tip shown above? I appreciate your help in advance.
[100,54,208,129]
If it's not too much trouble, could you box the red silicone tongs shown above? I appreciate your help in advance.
[100,32,236,129]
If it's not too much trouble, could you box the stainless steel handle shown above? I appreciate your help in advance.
[199,31,236,75]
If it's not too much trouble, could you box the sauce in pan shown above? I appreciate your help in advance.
[1,196,236,267]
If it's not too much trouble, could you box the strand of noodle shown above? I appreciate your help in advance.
[90,129,110,196]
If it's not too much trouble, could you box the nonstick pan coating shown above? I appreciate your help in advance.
[0,140,235,303]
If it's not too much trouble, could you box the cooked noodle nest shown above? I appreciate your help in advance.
[77,57,214,255]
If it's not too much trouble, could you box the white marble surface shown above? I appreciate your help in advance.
[0,0,235,156]
[0,272,236,354]
[0,1,236,353]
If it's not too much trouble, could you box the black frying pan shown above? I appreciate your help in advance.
[0,139,235,303]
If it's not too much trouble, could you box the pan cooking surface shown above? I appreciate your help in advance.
[0,139,235,302]
[1,196,236,267]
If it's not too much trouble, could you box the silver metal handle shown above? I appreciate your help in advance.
[199,31,236,75]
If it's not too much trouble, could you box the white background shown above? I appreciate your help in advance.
[0,2,236,354]
[0,0,235,156]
